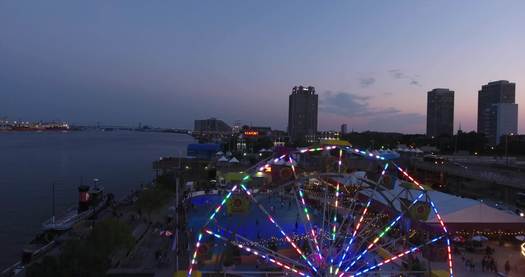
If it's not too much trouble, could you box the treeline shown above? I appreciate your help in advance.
[341,130,524,156]
[26,219,134,277]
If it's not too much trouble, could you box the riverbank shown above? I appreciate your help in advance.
[1,177,181,276]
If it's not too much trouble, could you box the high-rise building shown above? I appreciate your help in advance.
[477,80,517,145]
[426,88,454,137]
[489,103,518,145]
[194,118,231,134]
[341,124,348,135]
[288,86,318,143]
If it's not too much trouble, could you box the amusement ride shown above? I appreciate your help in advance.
[187,145,455,276]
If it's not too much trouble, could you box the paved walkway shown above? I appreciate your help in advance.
[452,241,524,277]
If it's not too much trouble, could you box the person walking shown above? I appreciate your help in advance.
[504,260,511,275]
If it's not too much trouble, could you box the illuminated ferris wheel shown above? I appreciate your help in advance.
[187,146,454,277]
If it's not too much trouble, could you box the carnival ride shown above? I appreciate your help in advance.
[187,145,454,276]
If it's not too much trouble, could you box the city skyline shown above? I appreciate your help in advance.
[1,1,525,133]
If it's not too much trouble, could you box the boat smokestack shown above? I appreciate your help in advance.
[78,185,91,213]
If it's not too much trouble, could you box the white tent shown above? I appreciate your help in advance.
[229,157,240,163]
[361,185,525,227]
[218,156,228,162]
[426,202,525,224]
[216,151,224,156]
[226,151,232,157]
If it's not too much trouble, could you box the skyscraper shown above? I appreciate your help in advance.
[477,80,517,145]
[340,124,348,135]
[288,86,318,144]
[426,88,454,137]
[490,103,518,145]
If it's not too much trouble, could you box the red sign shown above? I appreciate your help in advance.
[79,192,90,203]
[244,130,259,136]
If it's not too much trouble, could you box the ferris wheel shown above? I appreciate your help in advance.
[187,145,454,277]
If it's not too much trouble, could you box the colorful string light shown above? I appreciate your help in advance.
[338,149,343,173]
[328,182,341,275]
[298,188,322,260]
[187,232,203,277]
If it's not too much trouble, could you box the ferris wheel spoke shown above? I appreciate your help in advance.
[203,229,311,277]
[187,184,242,277]
[341,192,425,273]
[333,198,372,275]
[318,176,330,255]
[211,222,307,268]
[350,235,405,273]
[333,162,390,274]
[327,181,342,275]
[345,235,445,277]
[294,182,323,261]
[239,184,319,273]
[392,162,454,277]
[337,174,368,228]
[341,210,385,261]
[289,157,322,260]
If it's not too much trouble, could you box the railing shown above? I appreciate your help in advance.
[1,241,56,277]
[412,160,524,188]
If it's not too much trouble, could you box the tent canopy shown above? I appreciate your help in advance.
[360,183,525,225]
[426,202,525,224]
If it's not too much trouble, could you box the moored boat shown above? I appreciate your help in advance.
[41,182,107,231]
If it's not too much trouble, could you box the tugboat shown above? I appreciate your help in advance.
[41,179,106,231]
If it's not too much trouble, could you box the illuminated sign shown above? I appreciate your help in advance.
[521,242,525,257]
[244,130,259,136]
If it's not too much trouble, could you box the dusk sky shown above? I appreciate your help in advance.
[1,1,524,133]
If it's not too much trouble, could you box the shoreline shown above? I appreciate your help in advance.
[1,182,148,276]
[0,131,196,275]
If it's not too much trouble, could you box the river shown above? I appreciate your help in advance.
[0,130,195,269]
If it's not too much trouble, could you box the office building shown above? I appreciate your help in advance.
[288,86,318,143]
[490,103,518,145]
[426,88,454,137]
[477,80,517,145]
[194,118,231,134]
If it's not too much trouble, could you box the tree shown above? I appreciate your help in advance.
[135,187,170,219]
[27,219,135,277]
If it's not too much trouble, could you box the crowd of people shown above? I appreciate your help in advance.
[460,245,515,275]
